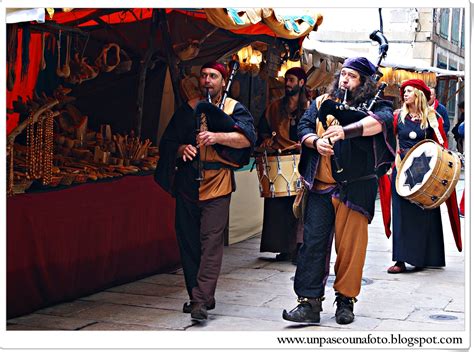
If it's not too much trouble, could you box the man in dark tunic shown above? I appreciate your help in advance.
[428,87,450,136]
[282,57,396,325]
[154,62,256,321]
[257,67,308,262]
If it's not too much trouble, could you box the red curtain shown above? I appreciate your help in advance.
[6,28,42,135]
[7,176,180,318]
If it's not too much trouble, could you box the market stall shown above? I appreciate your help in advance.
[6,7,323,318]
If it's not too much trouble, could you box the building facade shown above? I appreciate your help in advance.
[305,7,465,129]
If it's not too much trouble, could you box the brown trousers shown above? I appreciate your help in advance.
[332,197,368,298]
[175,193,231,306]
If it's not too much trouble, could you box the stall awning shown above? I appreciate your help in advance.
[303,38,464,86]
[7,8,324,40]
[6,8,45,23]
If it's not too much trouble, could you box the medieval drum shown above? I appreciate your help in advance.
[255,153,301,198]
[395,139,461,209]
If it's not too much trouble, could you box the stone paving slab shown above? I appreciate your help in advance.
[215,277,295,297]
[69,303,195,330]
[35,300,103,317]
[374,319,463,331]
[257,260,300,272]
[214,288,280,308]
[186,314,295,331]
[210,302,289,322]
[445,298,464,313]
[220,268,282,281]
[7,313,96,330]
[106,281,183,297]
[406,308,464,327]
[414,282,464,307]
[261,295,298,310]
[81,291,187,313]
[80,322,163,330]
[6,324,48,330]
[139,273,186,286]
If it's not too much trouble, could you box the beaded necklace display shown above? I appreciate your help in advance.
[26,110,55,184]
[42,110,54,185]
[26,111,37,180]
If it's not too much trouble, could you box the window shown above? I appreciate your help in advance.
[437,54,447,69]
[451,8,460,45]
[447,79,457,116]
[436,80,446,102]
[439,8,449,40]
[460,10,464,48]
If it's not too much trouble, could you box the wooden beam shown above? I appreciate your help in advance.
[29,22,88,37]
[157,9,183,108]
[61,8,129,27]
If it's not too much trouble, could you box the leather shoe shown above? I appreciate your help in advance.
[282,297,324,324]
[387,262,406,274]
[190,302,208,321]
[183,298,215,313]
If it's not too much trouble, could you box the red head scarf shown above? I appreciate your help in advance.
[201,61,227,80]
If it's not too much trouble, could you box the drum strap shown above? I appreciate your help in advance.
[395,153,401,171]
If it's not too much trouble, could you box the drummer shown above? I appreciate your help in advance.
[385,79,460,274]
[256,67,309,263]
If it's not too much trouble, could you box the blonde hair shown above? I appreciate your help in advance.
[399,87,437,130]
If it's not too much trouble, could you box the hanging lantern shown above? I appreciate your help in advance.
[236,45,262,75]
[46,8,55,20]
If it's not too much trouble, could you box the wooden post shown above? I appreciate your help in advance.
[157,9,183,109]
[134,9,159,138]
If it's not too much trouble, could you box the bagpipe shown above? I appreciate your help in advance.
[193,60,250,180]
[319,29,389,173]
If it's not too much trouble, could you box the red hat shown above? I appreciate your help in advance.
[201,61,227,80]
[400,79,431,101]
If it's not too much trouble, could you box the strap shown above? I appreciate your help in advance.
[393,109,399,134]
[202,161,238,170]
[337,174,377,186]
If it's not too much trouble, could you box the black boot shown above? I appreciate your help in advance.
[334,294,357,324]
[282,297,324,324]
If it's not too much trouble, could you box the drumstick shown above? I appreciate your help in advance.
[280,143,300,153]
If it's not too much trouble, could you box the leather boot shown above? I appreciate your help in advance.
[190,302,208,321]
[282,297,324,324]
[334,293,357,324]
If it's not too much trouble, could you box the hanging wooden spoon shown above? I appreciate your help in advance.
[56,30,62,77]
[40,32,46,70]
[56,32,71,78]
